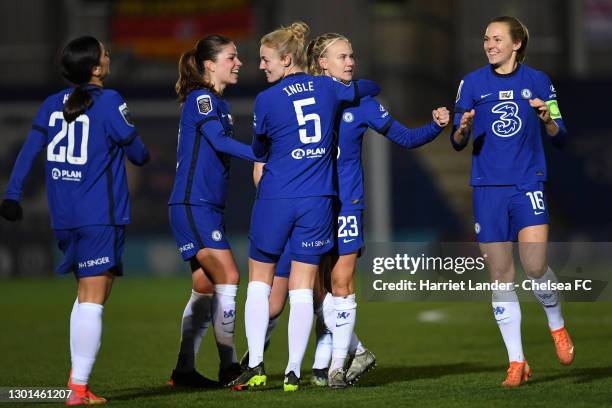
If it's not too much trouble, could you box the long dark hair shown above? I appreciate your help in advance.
[176,35,233,103]
[60,36,102,123]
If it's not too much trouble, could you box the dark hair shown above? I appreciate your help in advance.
[60,36,102,123]
[176,35,233,103]
[489,16,529,63]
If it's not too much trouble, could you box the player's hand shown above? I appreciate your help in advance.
[529,98,552,124]
[432,107,450,127]
[459,109,475,134]
[0,199,23,222]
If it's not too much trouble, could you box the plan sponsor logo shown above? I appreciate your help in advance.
[499,90,513,100]
[291,147,326,159]
[51,167,82,182]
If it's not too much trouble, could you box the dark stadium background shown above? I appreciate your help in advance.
[1,0,610,276]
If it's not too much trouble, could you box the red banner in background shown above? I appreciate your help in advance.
[112,0,253,60]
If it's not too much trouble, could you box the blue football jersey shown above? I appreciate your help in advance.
[337,96,443,210]
[252,73,379,199]
[168,89,259,207]
[453,64,566,186]
[4,85,149,229]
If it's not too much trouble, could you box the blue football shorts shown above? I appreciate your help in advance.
[473,182,549,242]
[249,196,334,264]
[169,203,231,261]
[54,225,125,277]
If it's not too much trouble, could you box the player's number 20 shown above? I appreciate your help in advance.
[47,111,89,165]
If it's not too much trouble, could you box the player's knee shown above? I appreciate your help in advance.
[523,261,547,278]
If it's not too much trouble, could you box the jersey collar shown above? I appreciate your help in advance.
[490,63,522,78]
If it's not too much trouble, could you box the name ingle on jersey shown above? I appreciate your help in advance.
[253,74,361,199]
[454,64,567,186]
[282,81,314,96]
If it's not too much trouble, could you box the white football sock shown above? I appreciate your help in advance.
[265,315,280,344]
[330,294,356,371]
[71,302,103,385]
[69,298,79,365]
[212,284,238,369]
[285,289,314,378]
[313,312,332,370]
[321,292,335,331]
[245,281,271,368]
[492,289,524,362]
[349,332,366,355]
[176,290,212,372]
[530,266,565,330]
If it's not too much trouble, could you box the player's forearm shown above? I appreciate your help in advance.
[384,120,442,149]
[451,126,469,151]
[124,135,150,166]
[5,132,46,201]
[548,118,567,148]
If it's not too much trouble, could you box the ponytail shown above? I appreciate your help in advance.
[63,86,93,123]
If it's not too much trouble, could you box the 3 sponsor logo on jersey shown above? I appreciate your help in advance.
[342,112,354,123]
[178,242,195,253]
[291,147,326,160]
[78,256,110,269]
[499,90,513,100]
[51,167,82,182]
[301,238,331,248]
[520,88,532,99]
[211,230,223,242]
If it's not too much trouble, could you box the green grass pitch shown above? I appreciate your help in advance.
[1,277,611,407]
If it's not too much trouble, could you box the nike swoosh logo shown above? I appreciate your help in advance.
[481,93,492,99]
[569,346,575,354]
[336,323,350,327]
[343,238,356,243]
[222,320,235,325]
[534,211,544,215]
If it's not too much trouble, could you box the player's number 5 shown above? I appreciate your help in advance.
[293,98,322,144]
[47,111,89,165]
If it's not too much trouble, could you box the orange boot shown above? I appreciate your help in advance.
[502,361,531,387]
[551,327,575,365]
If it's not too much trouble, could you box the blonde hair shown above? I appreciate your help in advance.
[260,21,310,70]
[306,33,350,75]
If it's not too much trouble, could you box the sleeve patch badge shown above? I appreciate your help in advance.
[118,102,135,127]
[197,95,213,115]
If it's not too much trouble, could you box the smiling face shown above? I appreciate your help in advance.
[259,44,288,83]
[484,22,521,72]
[318,39,354,81]
[207,42,242,89]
